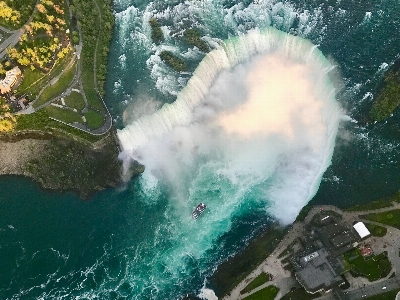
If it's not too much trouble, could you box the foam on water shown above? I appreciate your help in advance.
[118,27,340,224]
[115,28,341,297]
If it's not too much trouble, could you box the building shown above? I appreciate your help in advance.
[295,248,344,294]
[353,222,371,239]
[290,211,355,294]
[0,66,21,94]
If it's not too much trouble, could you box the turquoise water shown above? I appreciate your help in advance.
[1,0,400,299]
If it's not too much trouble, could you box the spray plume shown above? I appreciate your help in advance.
[117,27,341,225]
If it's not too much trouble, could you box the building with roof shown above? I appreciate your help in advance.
[295,248,344,294]
[0,66,21,94]
[353,222,371,239]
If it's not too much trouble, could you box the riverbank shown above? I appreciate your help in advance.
[217,192,400,300]
[0,129,143,199]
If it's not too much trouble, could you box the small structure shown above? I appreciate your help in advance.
[0,66,21,94]
[353,222,371,239]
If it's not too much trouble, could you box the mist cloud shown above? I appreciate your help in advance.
[118,28,340,225]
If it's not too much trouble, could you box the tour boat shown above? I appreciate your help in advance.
[192,203,207,219]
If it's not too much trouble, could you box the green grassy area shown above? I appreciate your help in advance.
[281,288,320,300]
[34,61,76,108]
[240,273,270,295]
[346,191,400,212]
[14,110,101,143]
[242,285,279,300]
[71,0,113,103]
[17,68,45,92]
[361,209,400,229]
[364,222,387,237]
[344,249,391,281]
[370,71,400,122]
[210,226,288,298]
[64,91,85,111]
[82,69,105,112]
[365,288,400,300]
[84,109,104,129]
[45,106,82,124]
[20,50,74,100]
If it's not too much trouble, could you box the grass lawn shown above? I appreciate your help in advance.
[240,273,270,295]
[346,191,400,212]
[82,69,105,112]
[84,110,104,129]
[64,92,86,111]
[15,110,101,143]
[364,222,387,237]
[365,288,400,300]
[344,249,391,281]
[19,50,74,100]
[34,61,76,108]
[242,285,279,300]
[281,288,320,300]
[45,106,82,124]
[18,68,45,92]
[361,209,400,229]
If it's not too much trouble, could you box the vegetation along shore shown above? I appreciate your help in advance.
[0,0,142,198]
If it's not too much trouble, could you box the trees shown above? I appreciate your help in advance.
[0,1,21,26]
[7,0,69,71]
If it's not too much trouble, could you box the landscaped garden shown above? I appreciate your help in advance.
[364,222,387,237]
[240,272,270,295]
[14,110,101,144]
[361,209,400,230]
[84,109,104,129]
[242,285,279,300]
[64,91,85,110]
[281,288,320,300]
[45,105,82,124]
[343,249,392,281]
[34,61,76,108]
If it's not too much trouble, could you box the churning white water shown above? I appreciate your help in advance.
[117,27,341,225]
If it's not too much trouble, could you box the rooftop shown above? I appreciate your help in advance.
[0,66,21,94]
[295,248,344,294]
[353,222,371,239]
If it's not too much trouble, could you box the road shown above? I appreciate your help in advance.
[346,276,400,300]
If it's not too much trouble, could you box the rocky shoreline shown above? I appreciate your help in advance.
[0,129,144,199]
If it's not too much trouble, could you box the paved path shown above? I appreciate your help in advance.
[223,202,400,300]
